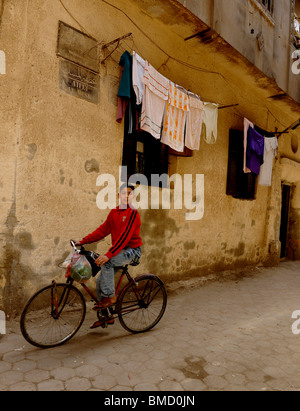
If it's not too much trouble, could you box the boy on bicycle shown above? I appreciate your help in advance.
[74,183,142,327]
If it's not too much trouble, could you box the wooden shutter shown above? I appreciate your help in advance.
[226,129,257,200]
[226,129,242,197]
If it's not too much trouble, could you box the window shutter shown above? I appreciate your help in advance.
[226,129,257,200]
[226,129,242,197]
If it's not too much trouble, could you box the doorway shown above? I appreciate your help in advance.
[280,184,292,258]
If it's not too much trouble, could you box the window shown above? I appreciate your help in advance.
[121,108,169,187]
[258,0,273,14]
[226,129,257,200]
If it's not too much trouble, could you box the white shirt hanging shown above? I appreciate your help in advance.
[202,102,219,144]
[132,51,146,105]
[258,137,278,186]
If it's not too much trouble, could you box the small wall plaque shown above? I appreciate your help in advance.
[57,21,99,73]
[59,59,99,104]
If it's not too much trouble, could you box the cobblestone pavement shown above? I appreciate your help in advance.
[1,260,300,391]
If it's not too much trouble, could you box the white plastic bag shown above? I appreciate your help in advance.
[69,253,92,283]
[61,251,77,268]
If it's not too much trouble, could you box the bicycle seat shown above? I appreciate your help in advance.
[130,260,140,267]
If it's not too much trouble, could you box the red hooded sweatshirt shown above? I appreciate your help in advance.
[80,207,142,260]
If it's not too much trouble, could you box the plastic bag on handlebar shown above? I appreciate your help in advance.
[79,248,101,278]
[69,253,92,283]
[61,251,78,268]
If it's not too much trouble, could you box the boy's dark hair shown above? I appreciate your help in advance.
[119,183,135,193]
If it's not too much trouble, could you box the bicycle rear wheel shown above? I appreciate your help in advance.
[117,275,167,333]
[20,283,86,348]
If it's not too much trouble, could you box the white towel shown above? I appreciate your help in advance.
[161,82,189,152]
[258,137,278,186]
[185,94,204,151]
[141,62,169,140]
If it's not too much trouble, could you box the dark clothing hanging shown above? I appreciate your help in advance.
[117,51,132,99]
[116,51,137,134]
[246,127,265,175]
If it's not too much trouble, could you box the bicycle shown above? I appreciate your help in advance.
[20,241,167,349]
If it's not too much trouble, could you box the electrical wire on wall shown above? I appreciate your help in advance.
[58,0,93,37]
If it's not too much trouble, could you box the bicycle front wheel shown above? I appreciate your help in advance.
[20,283,86,348]
[117,275,167,334]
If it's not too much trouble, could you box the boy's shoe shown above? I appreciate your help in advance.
[93,295,117,310]
[90,316,115,329]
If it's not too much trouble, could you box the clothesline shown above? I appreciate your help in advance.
[244,118,278,187]
[117,49,298,156]
[116,49,281,188]
[117,50,221,153]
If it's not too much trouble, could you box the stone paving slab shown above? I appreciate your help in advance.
[1,261,300,391]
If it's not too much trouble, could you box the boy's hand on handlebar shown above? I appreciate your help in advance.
[95,255,109,267]
[73,241,82,247]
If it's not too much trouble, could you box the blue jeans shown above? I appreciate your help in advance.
[96,247,142,300]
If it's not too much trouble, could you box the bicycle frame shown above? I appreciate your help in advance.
[67,265,135,305]
[60,241,161,316]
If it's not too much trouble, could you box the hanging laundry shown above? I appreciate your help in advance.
[258,137,278,186]
[243,118,254,173]
[116,96,129,124]
[116,51,137,134]
[185,93,204,151]
[141,62,169,139]
[117,62,129,124]
[246,127,265,175]
[161,82,189,152]
[202,102,219,144]
[117,51,132,99]
[132,51,146,106]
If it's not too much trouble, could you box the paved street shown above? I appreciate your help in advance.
[1,260,300,392]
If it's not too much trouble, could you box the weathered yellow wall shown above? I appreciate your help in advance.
[1,0,300,315]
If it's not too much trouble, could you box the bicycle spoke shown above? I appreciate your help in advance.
[118,276,167,333]
[20,284,86,348]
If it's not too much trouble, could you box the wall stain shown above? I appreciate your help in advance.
[26,143,37,161]
[224,241,245,257]
[15,232,35,250]
[59,169,65,185]
[184,241,196,251]
[85,159,100,173]
[140,209,180,274]
[2,200,18,315]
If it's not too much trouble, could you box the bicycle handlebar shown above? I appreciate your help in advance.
[70,240,79,252]
[70,240,100,261]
